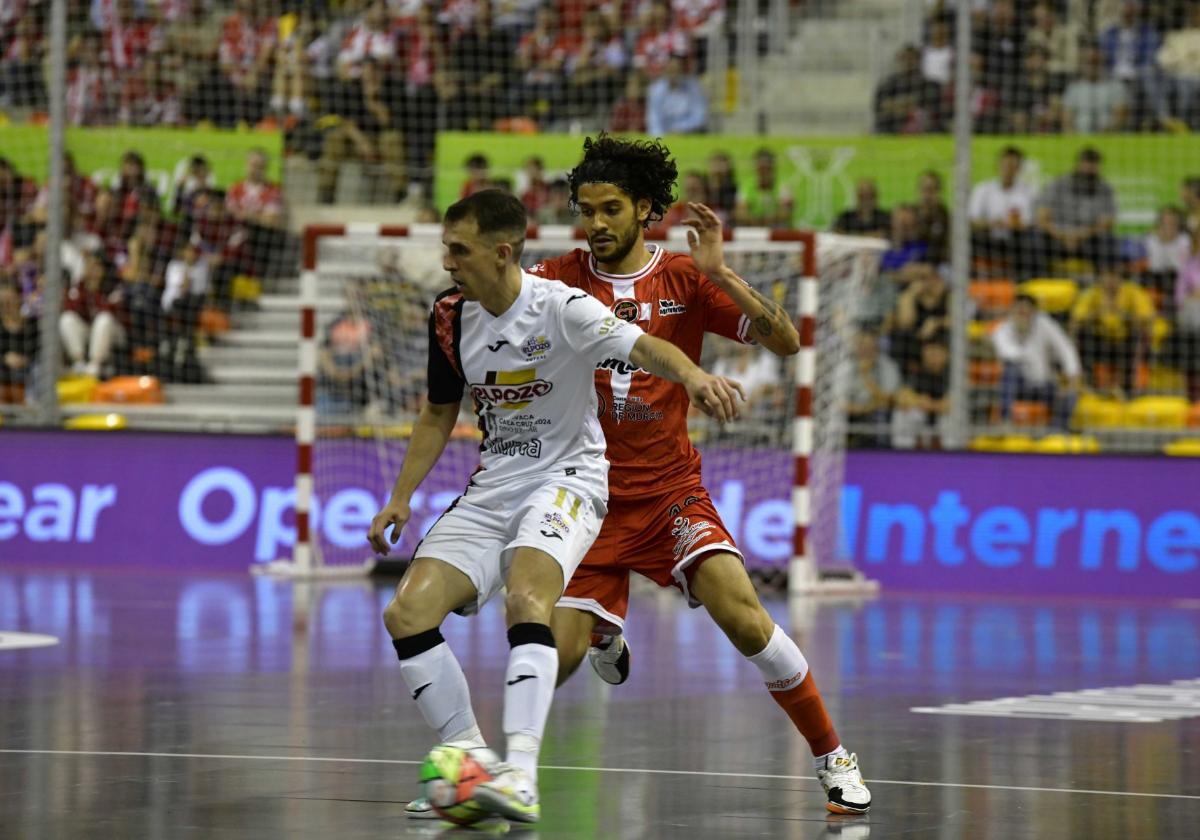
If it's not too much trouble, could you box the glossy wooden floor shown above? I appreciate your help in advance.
[1,569,1198,839]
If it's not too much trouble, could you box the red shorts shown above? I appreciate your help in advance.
[558,484,742,633]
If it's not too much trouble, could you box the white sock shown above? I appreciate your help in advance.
[502,625,559,783]
[814,745,849,772]
[747,624,810,690]
[397,641,481,744]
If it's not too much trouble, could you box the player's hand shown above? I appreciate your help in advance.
[368,498,412,556]
[681,203,727,277]
[686,374,745,423]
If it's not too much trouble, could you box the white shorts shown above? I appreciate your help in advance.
[414,477,604,615]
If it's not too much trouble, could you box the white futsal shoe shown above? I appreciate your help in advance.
[817,752,872,814]
[587,633,631,685]
[472,763,540,823]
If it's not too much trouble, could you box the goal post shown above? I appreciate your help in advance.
[260,223,884,593]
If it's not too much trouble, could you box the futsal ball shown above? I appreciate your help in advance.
[419,745,496,825]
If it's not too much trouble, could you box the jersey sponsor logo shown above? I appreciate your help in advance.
[521,333,552,360]
[658,298,687,315]
[764,670,806,691]
[540,511,571,535]
[612,394,663,422]
[597,357,646,376]
[611,298,640,323]
[486,339,510,352]
[470,369,553,409]
[484,437,543,458]
[671,515,716,560]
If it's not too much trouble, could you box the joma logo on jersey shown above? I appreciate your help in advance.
[597,357,645,376]
[471,369,553,409]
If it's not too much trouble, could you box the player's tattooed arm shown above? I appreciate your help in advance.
[711,267,801,356]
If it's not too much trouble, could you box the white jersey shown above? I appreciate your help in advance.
[427,271,643,494]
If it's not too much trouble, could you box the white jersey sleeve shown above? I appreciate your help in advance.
[557,290,643,366]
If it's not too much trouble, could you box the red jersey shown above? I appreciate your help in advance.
[529,245,753,499]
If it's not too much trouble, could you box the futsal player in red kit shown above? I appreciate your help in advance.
[532,135,871,815]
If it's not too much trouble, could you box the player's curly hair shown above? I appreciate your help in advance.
[567,134,678,227]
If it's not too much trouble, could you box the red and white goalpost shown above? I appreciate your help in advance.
[258,224,883,595]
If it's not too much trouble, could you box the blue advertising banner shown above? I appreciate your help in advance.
[1,431,1197,597]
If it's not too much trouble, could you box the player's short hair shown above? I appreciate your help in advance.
[1077,146,1103,164]
[445,189,528,260]
[567,133,678,228]
[999,145,1024,160]
[1015,293,1038,308]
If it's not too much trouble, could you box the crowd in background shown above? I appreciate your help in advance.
[0,146,287,400]
[878,0,1200,134]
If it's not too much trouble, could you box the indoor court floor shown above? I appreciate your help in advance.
[1,568,1198,839]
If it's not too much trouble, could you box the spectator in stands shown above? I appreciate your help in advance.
[1143,206,1192,293]
[514,5,573,121]
[228,148,286,282]
[969,145,1038,274]
[656,170,709,231]
[705,151,738,224]
[735,148,793,229]
[646,54,708,135]
[564,12,627,118]
[890,261,948,371]
[120,207,168,371]
[29,153,99,238]
[712,342,784,423]
[160,241,208,382]
[845,329,901,448]
[1172,236,1200,398]
[537,178,574,225]
[215,0,276,126]
[189,188,241,311]
[447,0,514,130]
[1062,45,1130,132]
[915,170,949,264]
[1034,147,1119,273]
[1069,263,1155,393]
[1156,6,1200,129]
[993,293,1082,429]
[317,305,375,414]
[874,45,943,133]
[60,246,128,378]
[0,157,38,235]
[834,178,890,238]
[269,8,314,121]
[1,13,47,109]
[121,53,182,126]
[858,263,901,334]
[633,0,690,79]
[1026,1,1081,77]
[922,18,954,86]
[879,205,929,275]
[1182,176,1200,238]
[459,153,492,200]
[974,0,1023,91]
[1098,0,1161,122]
[0,280,36,404]
[519,156,552,218]
[172,154,213,234]
[65,28,113,126]
[607,70,647,133]
[891,334,953,449]
[1003,44,1065,133]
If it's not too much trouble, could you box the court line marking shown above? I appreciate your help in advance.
[2,749,1198,802]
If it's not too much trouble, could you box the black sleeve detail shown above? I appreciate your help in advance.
[427,308,465,405]
[565,293,588,305]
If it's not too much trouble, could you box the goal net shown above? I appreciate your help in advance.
[266,224,883,592]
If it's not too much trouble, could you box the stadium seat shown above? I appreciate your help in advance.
[968,280,1015,315]
[1147,365,1187,394]
[1010,401,1051,427]
[57,375,98,404]
[91,376,165,405]
[1018,279,1078,314]
[1073,393,1126,428]
[1036,434,1100,454]
[1152,317,1171,352]
[63,413,127,431]
[969,359,1002,386]
[1190,403,1200,428]
[968,320,999,342]
[1124,396,1189,429]
[1163,438,1200,457]
[970,434,1036,453]
[199,307,231,337]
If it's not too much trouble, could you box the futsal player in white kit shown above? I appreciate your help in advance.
[368,190,744,823]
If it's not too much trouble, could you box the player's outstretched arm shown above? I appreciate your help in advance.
[368,400,459,555]
[682,202,801,357]
[628,334,746,423]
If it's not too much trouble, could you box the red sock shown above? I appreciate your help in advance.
[767,672,840,757]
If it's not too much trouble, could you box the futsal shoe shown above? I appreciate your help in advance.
[587,633,631,685]
[472,764,540,823]
[404,796,439,819]
[816,752,871,814]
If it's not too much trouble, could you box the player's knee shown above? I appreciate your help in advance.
[504,588,554,627]
[382,593,431,639]
[706,589,773,655]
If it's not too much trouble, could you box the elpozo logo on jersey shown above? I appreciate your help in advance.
[471,369,554,410]
[521,333,552,361]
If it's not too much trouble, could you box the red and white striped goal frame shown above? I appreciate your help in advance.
[296,224,818,578]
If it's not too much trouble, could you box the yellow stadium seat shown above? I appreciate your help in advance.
[64,413,128,431]
[970,435,1036,452]
[1019,278,1079,314]
[1010,401,1051,427]
[1164,438,1200,457]
[968,320,999,342]
[1151,318,1172,352]
[1125,396,1189,429]
[1073,393,1126,428]
[57,375,98,404]
[1036,434,1100,454]
[1147,365,1187,394]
